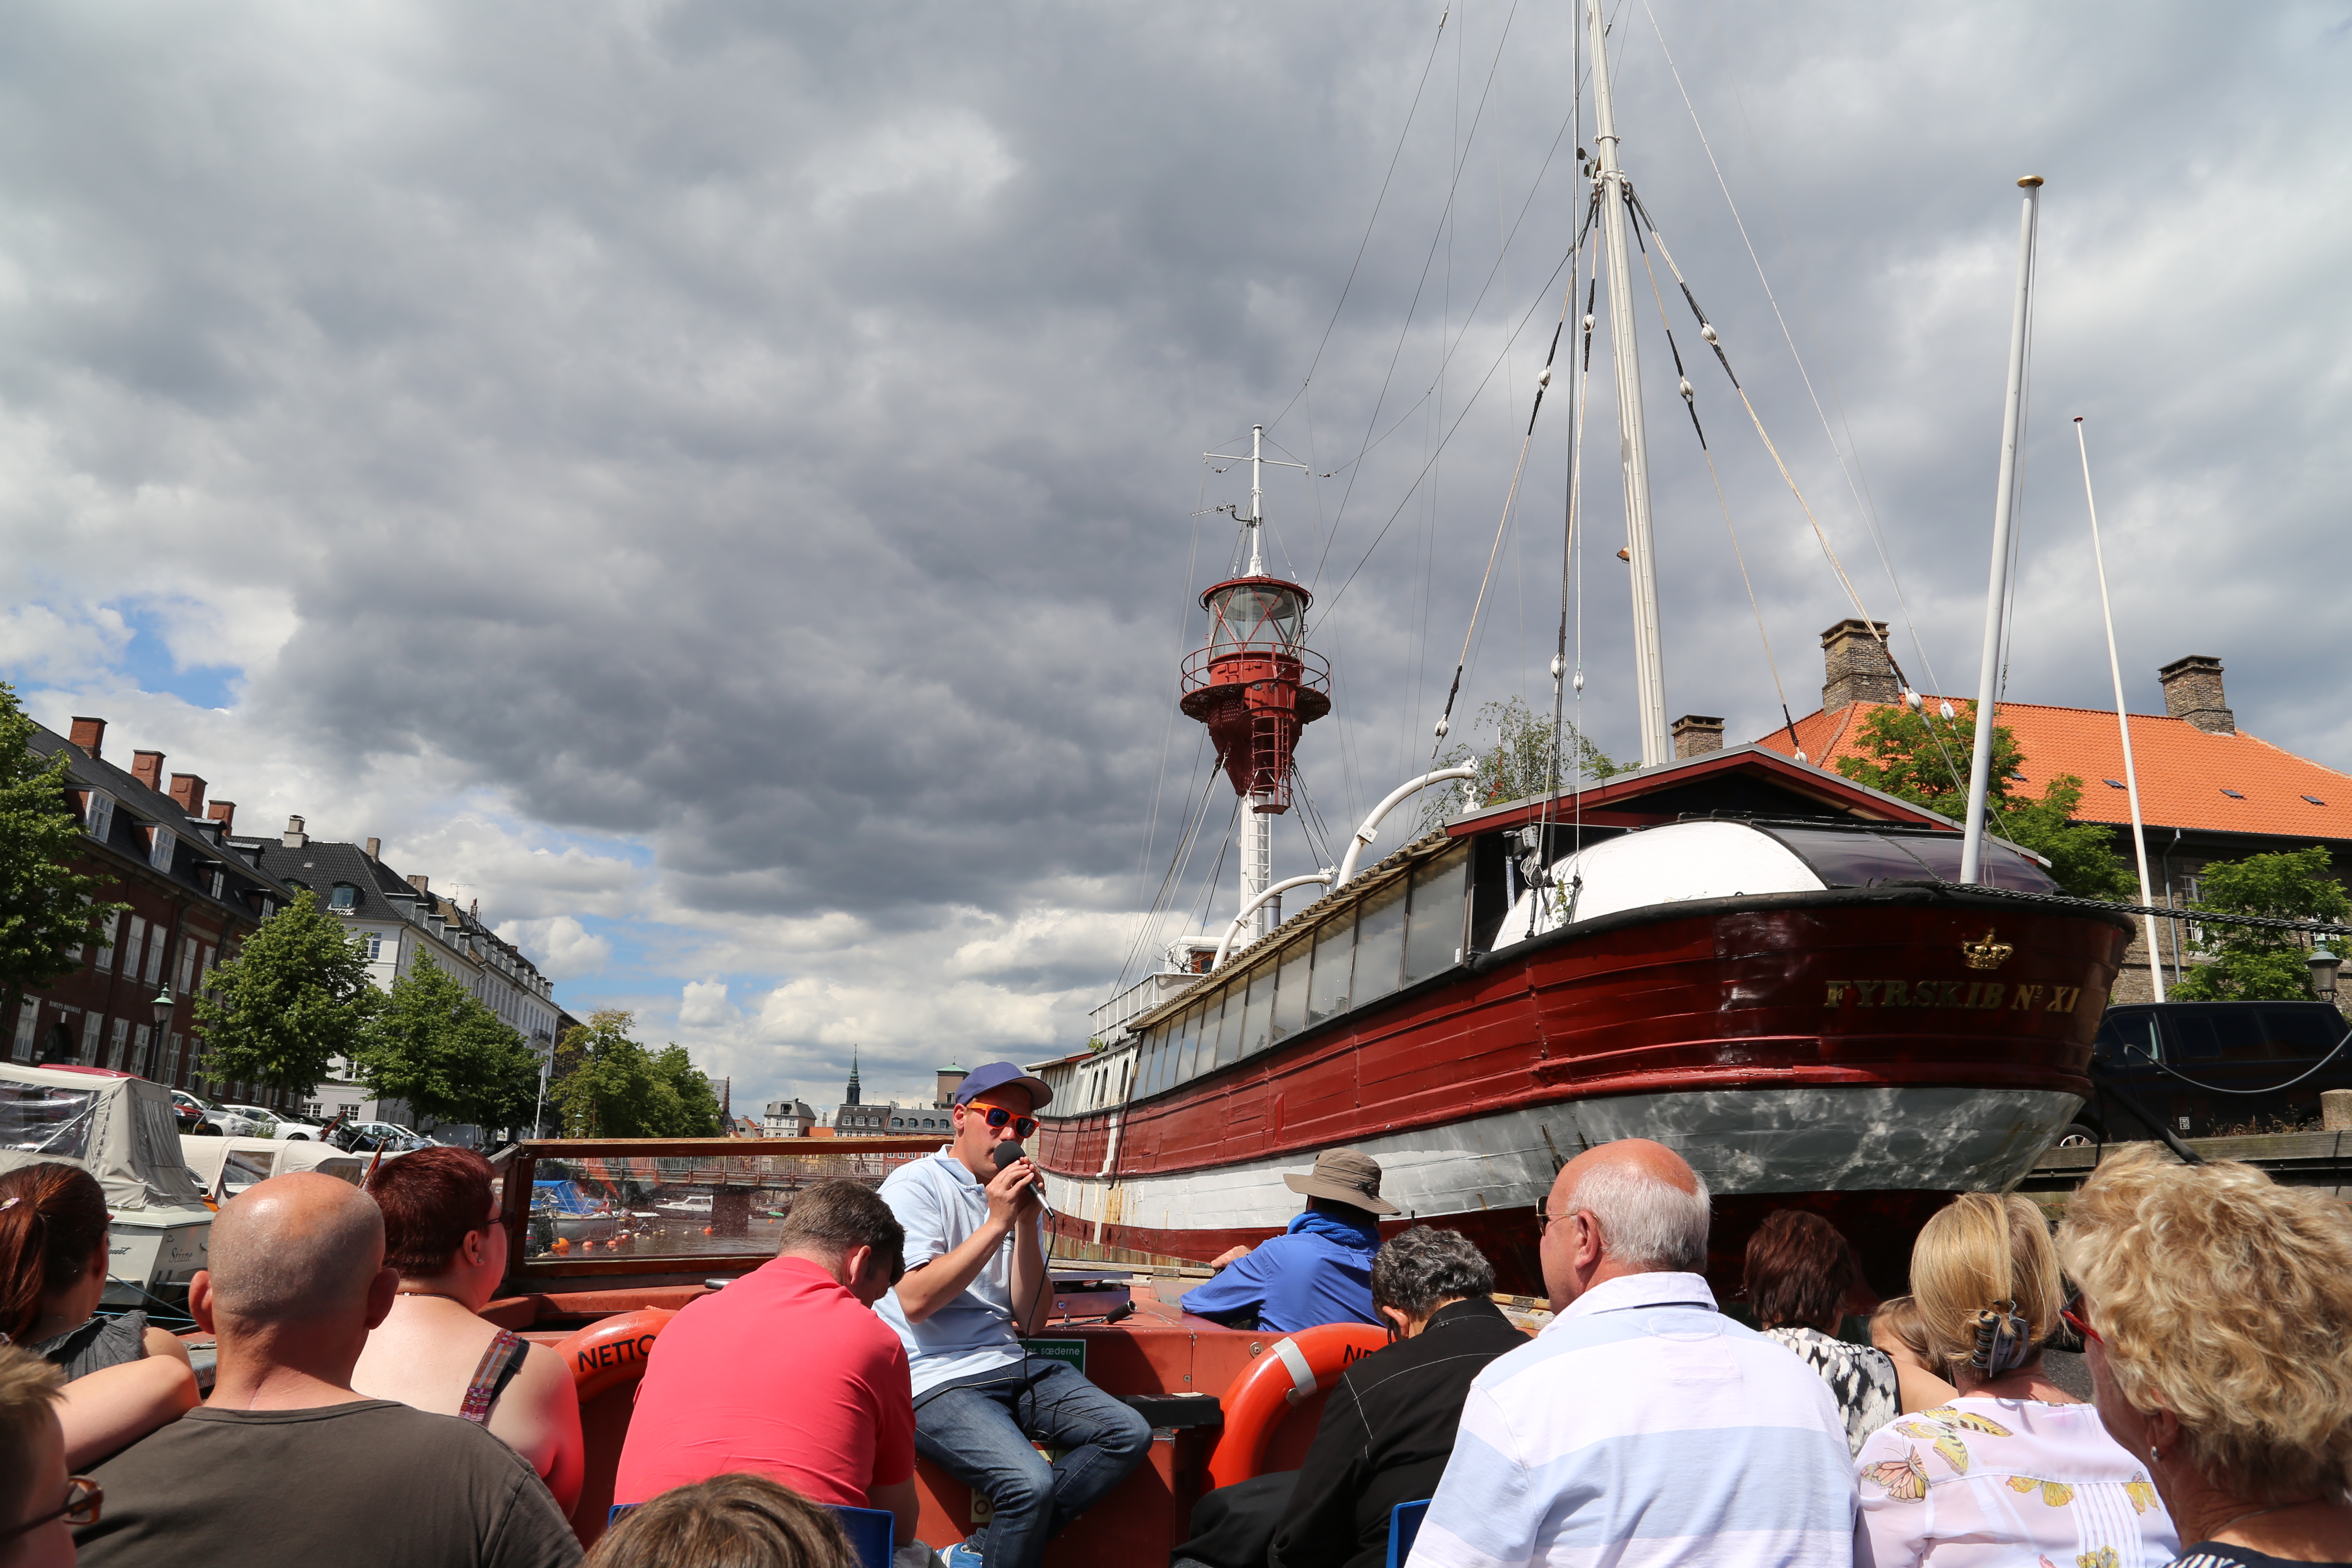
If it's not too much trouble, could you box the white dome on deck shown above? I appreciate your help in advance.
[1494,821,1825,946]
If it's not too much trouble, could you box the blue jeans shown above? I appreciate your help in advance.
[913,1358,1153,1568]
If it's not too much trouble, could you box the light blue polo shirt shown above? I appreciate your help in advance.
[874,1149,1024,1396]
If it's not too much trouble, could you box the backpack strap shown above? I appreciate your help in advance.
[459,1329,529,1425]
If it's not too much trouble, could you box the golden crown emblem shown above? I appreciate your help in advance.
[1961,928,2015,971]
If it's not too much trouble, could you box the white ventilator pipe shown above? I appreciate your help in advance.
[1212,871,1336,971]
[1960,176,2044,885]
[2076,416,2165,1001]
[1336,767,1480,887]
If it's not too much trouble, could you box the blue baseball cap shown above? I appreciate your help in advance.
[952,1061,1054,1111]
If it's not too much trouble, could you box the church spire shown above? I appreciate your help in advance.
[845,1046,861,1107]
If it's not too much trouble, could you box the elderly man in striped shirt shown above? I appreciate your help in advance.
[1411,1139,1856,1568]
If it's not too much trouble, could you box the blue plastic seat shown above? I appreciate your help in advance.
[827,1504,895,1568]
[1386,1498,1430,1568]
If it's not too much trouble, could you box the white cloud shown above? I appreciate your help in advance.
[496,916,613,979]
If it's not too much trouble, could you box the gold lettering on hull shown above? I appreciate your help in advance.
[1819,979,2091,1014]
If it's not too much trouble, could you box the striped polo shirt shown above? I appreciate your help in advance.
[1410,1271,1856,1568]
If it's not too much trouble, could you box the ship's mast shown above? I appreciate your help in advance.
[1240,425,1272,937]
[1583,0,1669,769]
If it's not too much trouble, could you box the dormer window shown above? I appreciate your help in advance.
[83,791,116,841]
[329,883,357,911]
[147,825,175,873]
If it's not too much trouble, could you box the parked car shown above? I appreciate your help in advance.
[219,1103,328,1141]
[167,1089,266,1139]
[331,1120,439,1154]
[2083,998,2352,1141]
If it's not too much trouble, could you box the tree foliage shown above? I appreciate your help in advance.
[1420,697,1623,832]
[1834,703,2134,900]
[2172,845,2352,1002]
[0,682,124,1026]
[191,890,382,1092]
[349,953,544,1133]
[548,1008,722,1137]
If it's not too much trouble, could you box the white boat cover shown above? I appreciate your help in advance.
[0,1063,208,1212]
[178,1136,369,1200]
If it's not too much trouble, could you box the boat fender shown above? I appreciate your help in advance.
[557,1308,676,1401]
[1207,1322,1387,1490]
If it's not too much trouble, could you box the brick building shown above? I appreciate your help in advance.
[1714,622,2352,1002]
[7,717,303,1109]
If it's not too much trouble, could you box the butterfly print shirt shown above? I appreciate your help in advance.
[1853,1396,2180,1568]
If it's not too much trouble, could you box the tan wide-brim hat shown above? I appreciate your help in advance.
[1282,1147,1399,1215]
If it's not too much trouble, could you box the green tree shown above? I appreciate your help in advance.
[1420,697,1622,831]
[549,1008,722,1137]
[1834,703,2134,900]
[0,682,124,1040]
[191,890,382,1093]
[2172,846,2352,1002]
[349,954,545,1133]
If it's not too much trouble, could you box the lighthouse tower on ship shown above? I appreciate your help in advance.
[1179,426,1330,948]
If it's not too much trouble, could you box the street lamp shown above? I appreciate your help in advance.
[150,986,175,1030]
[2311,945,2343,1004]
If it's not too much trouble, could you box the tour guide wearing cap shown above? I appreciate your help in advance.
[874,1061,1150,1568]
[1179,1148,1396,1335]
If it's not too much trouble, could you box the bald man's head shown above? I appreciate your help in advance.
[1550,1138,1710,1274]
[206,1173,387,1324]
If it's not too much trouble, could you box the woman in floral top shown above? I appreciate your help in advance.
[1853,1193,2178,1568]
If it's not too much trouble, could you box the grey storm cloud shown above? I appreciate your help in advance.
[2,0,2348,976]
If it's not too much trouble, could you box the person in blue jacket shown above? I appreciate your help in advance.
[1180,1149,1395,1333]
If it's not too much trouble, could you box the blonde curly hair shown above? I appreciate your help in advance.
[2056,1143,2352,1502]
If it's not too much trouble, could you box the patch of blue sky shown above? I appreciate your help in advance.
[105,601,240,710]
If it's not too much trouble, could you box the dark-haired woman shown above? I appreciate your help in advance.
[1745,1209,1898,1456]
[0,1161,198,1467]
[349,1146,583,1511]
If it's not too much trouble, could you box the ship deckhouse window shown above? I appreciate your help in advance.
[1271,940,1312,1043]
[1402,849,1470,989]
[1307,915,1355,1026]
[1352,880,1409,1009]
[1143,1022,1173,1098]
[1188,995,1224,1081]
[1235,969,1273,1064]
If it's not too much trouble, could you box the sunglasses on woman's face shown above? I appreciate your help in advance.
[975,1106,1038,1139]
[0,1476,101,1540]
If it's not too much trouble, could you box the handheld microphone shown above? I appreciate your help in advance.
[993,1141,1053,1218]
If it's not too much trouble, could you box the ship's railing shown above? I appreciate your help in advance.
[1179,643,1331,698]
[501,1136,944,1282]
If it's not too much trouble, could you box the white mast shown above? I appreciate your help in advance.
[1584,0,1669,768]
[1246,424,1266,575]
[1960,176,2043,883]
[2076,416,2165,999]
[1242,423,1274,940]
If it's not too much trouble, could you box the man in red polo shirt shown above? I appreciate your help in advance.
[614,1179,916,1543]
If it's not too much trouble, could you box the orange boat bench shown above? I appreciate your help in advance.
[490,1279,1384,1557]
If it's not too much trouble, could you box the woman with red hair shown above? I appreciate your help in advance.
[1744,1208,1897,1457]
[0,1162,198,1467]
[350,1148,583,1511]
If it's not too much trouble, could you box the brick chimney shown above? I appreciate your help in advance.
[282,814,308,849]
[130,750,165,793]
[364,837,381,860]
[407,873,430,894]
[206,800,236,834]
[1820,620,1897,710]
[68,717,105,759]
[1671,715,1725,758]
[168,773,207,818]
[2159,655,2235,735]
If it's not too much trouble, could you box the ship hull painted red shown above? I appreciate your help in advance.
[1038,887,2127,1296]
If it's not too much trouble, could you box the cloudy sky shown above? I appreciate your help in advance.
[4,0,2345,1113]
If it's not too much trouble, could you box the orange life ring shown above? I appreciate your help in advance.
[1207,1322,1389,1490]
[556,1308,675,1402]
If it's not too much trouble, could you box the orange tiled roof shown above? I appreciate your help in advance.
[1753,699,2352,842]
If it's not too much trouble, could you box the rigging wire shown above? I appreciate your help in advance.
[1263,3,1454,441]
[1111,751,1228,995]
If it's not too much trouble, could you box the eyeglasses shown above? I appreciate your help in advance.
[2060,1295,2101,1348]
[974,1107,1038,1139]
[0,1476,101,1540]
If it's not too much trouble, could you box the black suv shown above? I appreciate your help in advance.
[2084,999,2352,1140]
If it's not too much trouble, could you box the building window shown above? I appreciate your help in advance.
[175,941,196,995]
[85,792,115,840]
[208,870,225,899]
[109,1018,129,1070]
[132,1024,151,1073]
[144,934,167,986]
[330,883,357,911]
[891,1117,903,1128]
[12,1003,36,1062]
[121,916,145,977]
[363,932,384,960]
[80,1013,101,1063]
[147,827,175,873]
